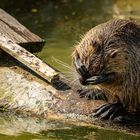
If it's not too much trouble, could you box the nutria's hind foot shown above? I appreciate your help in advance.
[92,102,130,122]
[77,89,107,101]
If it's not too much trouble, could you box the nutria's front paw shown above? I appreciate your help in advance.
[77,89,107,101]
[92,102,132,122]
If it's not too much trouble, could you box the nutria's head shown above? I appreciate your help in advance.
[72,19,140,88]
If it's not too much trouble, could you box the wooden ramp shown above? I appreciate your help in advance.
[0,9,45,52]
[0,35,58,83]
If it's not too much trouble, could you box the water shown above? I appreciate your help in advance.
[0,113,139,140]
[0,0,140,139]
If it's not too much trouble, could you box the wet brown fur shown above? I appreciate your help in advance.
[72,19,140,112]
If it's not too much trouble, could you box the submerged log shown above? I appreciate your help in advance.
[0,9,45,52]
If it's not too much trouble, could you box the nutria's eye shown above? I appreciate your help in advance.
[96,45,101,53]
[92,40,97,46]
[125,57,128,60]
[91,41,101,53]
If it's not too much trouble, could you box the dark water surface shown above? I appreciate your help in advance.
[0,0,140,139]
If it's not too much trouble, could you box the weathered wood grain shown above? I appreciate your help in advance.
[0,9,45,52]
[0,35,58,83]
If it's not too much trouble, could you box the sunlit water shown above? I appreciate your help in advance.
[0,0,140,139]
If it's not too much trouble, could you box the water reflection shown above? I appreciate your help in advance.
[0,113,139,140]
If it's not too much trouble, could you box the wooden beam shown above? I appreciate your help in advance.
[0,35,58,83]
[0,9,45,52]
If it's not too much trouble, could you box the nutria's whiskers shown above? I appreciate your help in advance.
[52,57,81,88]
[52,56,76,72]
[69,77,79,86]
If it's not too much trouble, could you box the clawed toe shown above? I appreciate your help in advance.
[77,89,107,101]
[92,102,127,121]
[77,90,87,98]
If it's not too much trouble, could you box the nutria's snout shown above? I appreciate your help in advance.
[73,54,115,85]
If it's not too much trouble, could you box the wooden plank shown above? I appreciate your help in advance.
[0,9,45,52]
[0,35,58,83]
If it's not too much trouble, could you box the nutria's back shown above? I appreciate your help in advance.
[72,19,140,112]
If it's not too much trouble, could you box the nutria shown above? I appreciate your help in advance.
[72,19,140,121]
